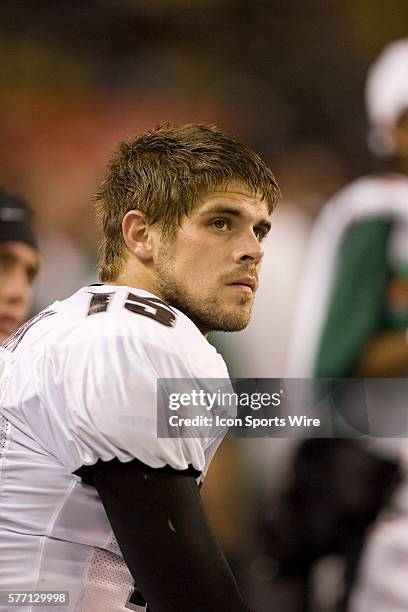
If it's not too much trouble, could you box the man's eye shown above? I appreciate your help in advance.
[254,228,266,241]
[212,219,230,230]
[26,268,37,284]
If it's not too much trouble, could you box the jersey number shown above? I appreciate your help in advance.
[87,292,176,327]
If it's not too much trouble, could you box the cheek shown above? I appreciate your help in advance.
[169,234,225,290]
[176,256,219,293]
[172,242,207,274]
[24,285,33,305]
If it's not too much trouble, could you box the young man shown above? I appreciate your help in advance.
[0,124,279,611]
[0,192,40,341]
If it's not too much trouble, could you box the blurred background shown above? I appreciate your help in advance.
[2,0,407,310]
[2,2,408,610]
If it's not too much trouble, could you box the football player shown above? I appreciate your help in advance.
[0,191,40,341]
[0,124,279,611]
[284,39,408,612]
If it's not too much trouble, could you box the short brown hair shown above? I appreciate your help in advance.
[95,123,280,281]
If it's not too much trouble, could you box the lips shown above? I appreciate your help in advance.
[227,277,257,292]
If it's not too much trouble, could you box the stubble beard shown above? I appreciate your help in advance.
[154,249,253,334]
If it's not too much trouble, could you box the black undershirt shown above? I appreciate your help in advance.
[74,458,254,611]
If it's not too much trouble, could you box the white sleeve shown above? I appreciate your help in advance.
[39,332,210,474]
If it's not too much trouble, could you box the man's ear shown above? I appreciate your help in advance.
[122,210,155,262]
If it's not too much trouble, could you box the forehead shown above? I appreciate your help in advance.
[0,241,39,267]
[195,183,270,219]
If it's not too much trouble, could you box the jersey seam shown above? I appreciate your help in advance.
[32,479,77,594]
[0,417,13,525]
[73,542,96,611]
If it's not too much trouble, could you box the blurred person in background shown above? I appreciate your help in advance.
[0,191,40,340]
[348,39,408,612]
[266,39,408,612]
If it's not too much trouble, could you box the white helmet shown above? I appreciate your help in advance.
[365,38,408,156]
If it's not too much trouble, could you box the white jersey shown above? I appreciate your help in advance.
[0,284,229,611]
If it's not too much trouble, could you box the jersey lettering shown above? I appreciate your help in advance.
[125,293,176,327]
[86,291,177,327]
[87,292,114,316]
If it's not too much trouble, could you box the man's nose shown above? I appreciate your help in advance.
[232,231,264,265]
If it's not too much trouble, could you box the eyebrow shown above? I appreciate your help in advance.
[202,206,272,233]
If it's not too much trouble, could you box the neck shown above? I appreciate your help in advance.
[109,265,159,296]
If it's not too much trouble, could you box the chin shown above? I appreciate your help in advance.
[223,320,250,332]
[216,308,251,332]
